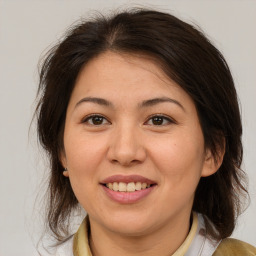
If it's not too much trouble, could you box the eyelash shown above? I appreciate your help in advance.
[81,114,176,126]
[146,114,176,126]
[82,114,110,126]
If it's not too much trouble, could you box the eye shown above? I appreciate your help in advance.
[82,114,110,126]
[145,115,175,126]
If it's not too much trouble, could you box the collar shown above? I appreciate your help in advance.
[72,213,221,256]
[172,212,198,255]
[73,215,92,256]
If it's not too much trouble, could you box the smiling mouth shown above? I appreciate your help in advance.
[100,175,157,203]
[103,182,155,192]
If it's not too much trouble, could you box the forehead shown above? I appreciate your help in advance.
[68,51,195,111]
[77,51,173,88]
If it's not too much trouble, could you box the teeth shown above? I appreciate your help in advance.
[113,182,119,191]
[127,182,135,192]
[135,182,141,190]
[119,182,126,192]
[108,183,113,190]
[141,183,147,189]
[105,182,152,192]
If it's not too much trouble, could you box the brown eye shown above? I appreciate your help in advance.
[152,116,164,125]
[146,115,174,126]
[83,115,109,125]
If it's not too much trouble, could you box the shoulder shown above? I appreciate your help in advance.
[213,238,256,256]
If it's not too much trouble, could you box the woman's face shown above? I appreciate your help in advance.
[62,51,217,236]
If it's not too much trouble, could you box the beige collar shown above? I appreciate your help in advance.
[172,212,198,256]
[73,215,92,256]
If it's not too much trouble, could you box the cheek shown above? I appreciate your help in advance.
[64,131,107,185]
[149,130,205,187]
[64,133,108,211]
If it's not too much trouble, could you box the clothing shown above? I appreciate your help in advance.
[55,213,256,256]
[213,238,256,256]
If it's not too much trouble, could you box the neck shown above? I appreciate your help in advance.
[89,212,191,256]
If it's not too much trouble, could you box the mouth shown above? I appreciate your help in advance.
[102,182,155,192]
[100,175,157,203]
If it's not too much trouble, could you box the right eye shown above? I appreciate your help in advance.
[82,114,110,126]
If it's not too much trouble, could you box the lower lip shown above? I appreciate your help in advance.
[101,185,156,204]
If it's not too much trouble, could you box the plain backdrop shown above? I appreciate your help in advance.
[0,0,255,255]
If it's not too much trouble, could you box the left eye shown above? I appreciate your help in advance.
[82,115,109,125]
[146,115,174,126]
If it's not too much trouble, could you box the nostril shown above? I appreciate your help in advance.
[110,158,139,166]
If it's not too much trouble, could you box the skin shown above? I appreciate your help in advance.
[61,51,222,256]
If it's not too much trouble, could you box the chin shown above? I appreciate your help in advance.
[102,212,155,236]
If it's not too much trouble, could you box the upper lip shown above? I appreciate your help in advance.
[100,175,157,185]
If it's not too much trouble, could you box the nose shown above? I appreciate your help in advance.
[107,124,147,166]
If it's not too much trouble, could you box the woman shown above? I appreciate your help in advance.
[36,8,256,256]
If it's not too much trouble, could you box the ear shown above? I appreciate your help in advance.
[63,168,69,177]
[60,150,69,177]
[201,146,225,177]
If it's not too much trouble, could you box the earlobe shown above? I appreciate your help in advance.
[201,147,225,177]
[63,167,69,177]
[60,150,69,177]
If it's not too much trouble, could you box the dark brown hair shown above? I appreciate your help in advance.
[36,8,248,241]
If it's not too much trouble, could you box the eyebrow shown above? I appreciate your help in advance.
[139,97,185,111]
[75,97,114,108]
[75,96,185,111]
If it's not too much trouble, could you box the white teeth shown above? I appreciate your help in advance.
[119,182,127,192]
[113,182,119,191]
[107,183,113,190]
[105,181,152,192]
[127,182,136,192]
[141,183,147,189]
[135,182,141,190]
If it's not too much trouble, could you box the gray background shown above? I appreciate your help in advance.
[0,0,255,255]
